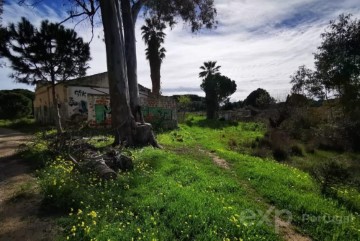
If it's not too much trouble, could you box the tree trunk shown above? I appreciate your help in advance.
[206,92,218,119]
[99,0,136,146]
[149,58,160,95]
[121,0,143,122]
[51,81,63,133]
[153,59,161,95]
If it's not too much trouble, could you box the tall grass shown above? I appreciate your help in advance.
[26,115,360,240]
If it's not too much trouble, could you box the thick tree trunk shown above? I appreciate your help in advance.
[121,0,143,122]
[99,0,161,148]
[99,0,136,146]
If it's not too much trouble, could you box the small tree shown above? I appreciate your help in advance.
[244,88,275,109]
[200,73,237,119]
[177,95,191,122]
[1,17,91,132]
[141,17,166,95]
[290,65,326,99]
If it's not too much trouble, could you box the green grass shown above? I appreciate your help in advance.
[25,115,360,240]
[0,117,48,133]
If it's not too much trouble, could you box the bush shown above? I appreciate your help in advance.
[0,92,32,119]
[291,144,304,156]
[312,158,350,194]
[272,147,288,161]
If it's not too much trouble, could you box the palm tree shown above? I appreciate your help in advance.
[141,17,166,95]
[199,61,221,79]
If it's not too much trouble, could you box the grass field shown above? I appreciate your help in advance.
[23,115,360,240]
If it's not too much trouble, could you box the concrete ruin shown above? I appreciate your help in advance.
[34,72,177,129]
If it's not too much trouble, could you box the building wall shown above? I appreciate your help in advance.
[140,93,178,129]
[66,86,109,121]
[34,72,178,129]
[86,93,178,129]
[34,84,67,124]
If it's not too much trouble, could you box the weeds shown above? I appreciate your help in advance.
[23,115,360,241]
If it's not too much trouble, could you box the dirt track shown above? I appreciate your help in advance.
[0,128,58,241]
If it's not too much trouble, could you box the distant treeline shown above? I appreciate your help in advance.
[0,89,34,119]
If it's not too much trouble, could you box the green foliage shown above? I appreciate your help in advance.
[291,144,304,156]
[290,14,360,150]
[143,0,217,32]
[141,16,166,95]
[0,92,32,119]
[312,158,350,194]
[199,62,237,119]
[244,88,275,109]
[314,14,360,111]
[177,95,191,122]
[199,61,221,79]
[290,65,325,99]
[177,95,191,110]
[26,115,360,241]
[1,17,91,85]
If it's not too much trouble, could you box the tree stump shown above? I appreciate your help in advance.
[133,122,162,148]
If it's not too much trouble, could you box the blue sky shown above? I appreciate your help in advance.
[1,0,360,100]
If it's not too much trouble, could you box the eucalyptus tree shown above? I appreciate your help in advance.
[18,0,217,145]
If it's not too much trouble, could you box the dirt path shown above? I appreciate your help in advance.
[205,149,311,241]
[0,128,58,241]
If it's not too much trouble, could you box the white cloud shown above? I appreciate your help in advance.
[1,0,360,101]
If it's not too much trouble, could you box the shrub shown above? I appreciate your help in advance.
[312,158,350,194]
[305,144,316,154]
[272,147,288,161]
[291,144,304,156]
[0,92,32,119]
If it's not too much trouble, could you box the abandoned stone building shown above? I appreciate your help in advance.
[34,72,177,128]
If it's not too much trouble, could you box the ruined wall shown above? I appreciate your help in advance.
[87,93,178,129]
[140,94,178,129]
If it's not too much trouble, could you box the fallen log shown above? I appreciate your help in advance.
[69,153,117,180]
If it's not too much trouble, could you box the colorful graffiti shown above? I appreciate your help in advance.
[142,107,173,121]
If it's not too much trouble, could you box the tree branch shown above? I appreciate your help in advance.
[58,11,88,25]
[131,0,147,24]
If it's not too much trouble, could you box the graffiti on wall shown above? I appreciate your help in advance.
[67,87,108,121]
[88,95,111,127]
[142,107,173,122]
[74,89,86,97]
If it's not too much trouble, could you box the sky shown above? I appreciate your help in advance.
[1,0,360,101]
